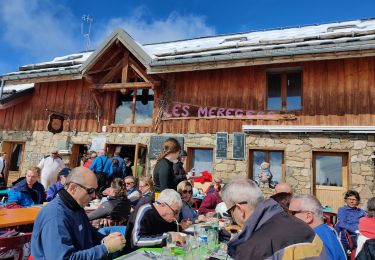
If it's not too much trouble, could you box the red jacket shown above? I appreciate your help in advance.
[198,192,222,215]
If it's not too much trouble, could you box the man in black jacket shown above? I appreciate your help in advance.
[221,178,327,260]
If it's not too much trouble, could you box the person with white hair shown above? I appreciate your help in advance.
[221,177,327,260]
[124,189,186,253]
[289,194,346,260]
[37,148,65,189]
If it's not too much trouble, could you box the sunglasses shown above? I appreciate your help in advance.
[182,190,192,194]
[125,182,134,185]
[288,210,312,216]
[226,201,247,216]
[69,182,96,195]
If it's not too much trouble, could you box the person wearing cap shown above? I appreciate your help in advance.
[46,167,71,202]
[173,149,188,177]
[38,148,65,190]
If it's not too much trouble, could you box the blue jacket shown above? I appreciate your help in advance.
[103,156,125,178]
[46,181,63,202]
[314,224,346,260]
[89,155,109,174]
[336,205,366,233]
[31,195,107,259]
[8,179,45,207]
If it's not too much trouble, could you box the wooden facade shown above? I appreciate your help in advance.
[1,56,375,134]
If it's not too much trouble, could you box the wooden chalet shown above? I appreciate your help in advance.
[1,18,375,211]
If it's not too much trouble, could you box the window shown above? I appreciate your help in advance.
[314,152,347,187]
[188,148,213,174]
[114,89,154,125]
[267,71,302,111]
[249,150,284,183]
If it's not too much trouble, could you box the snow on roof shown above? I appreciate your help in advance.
[2,17,375,79]
[143,18,375,61]
[2,83,34,93]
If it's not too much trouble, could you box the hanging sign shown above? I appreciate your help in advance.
[47,113,64,134]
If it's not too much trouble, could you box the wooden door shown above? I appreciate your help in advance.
[313,152,348,213]
[133,143,147,178]
[70,144,80,168]
[2,142,25,185]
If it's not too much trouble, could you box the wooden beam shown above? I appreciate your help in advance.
[86,48,123,75]
[92,82,154,91]
[129,57,154,83]
[122,51,129,83]
[98,58,123,84]
[0,95,31,109]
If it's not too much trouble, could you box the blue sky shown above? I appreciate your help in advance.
[0,0,374,75]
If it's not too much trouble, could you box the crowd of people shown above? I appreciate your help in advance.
[1,138,374,259]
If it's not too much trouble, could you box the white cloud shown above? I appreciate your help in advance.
[92,7,216,47]
[0,1,215,69]
[0,0,81,62]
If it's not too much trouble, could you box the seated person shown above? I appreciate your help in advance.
[46,168,71,202]
[88,178,131,225]
[8,166,45,207]
[177,180,205,223]
[124,176,141,206]
[270,192,292,212]
[335,190,366,251]
[198,184,222,215]
[356,196,375,257]
[205,177,222,195]
[136,176,155,208]
[289,195,346,260]
[124,189,186,253]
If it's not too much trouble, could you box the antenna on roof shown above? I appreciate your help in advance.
[81,15,93,51]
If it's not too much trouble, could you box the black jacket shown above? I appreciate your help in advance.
[153,158,185,192]
[356,239,375,260]
[87,196,131,222]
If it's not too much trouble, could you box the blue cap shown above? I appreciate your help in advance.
[59,167,71,177]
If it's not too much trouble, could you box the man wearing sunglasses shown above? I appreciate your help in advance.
[37,148,65,190]
[289,195,346,260]
[221,177,327,260]
[31,167,126,259]
[124,189,186,253]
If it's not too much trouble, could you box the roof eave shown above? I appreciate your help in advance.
[1,69,82,84]
[148,39,375,73]
[80,28,152,74]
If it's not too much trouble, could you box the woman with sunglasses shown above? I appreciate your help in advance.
[88,178,131,224]
[177,181,206,223]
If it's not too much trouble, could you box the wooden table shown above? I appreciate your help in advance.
[0,207,41,228]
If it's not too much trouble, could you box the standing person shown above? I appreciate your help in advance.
[31,167,125,259]
[0,152,6,186]
[104,151,126,180]
[89,149,109,192]
[124,157,132,177]
[335,190,366,252]
[7,166,45,207]
[37,148,65,190]
[153,138,185,192]
[221,177,327,260]
[289,195,346,260]
[83,151,97,168]
[46,168,71,202]
[173,150,187,176]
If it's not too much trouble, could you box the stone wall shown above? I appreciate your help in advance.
[1,130,374,203]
